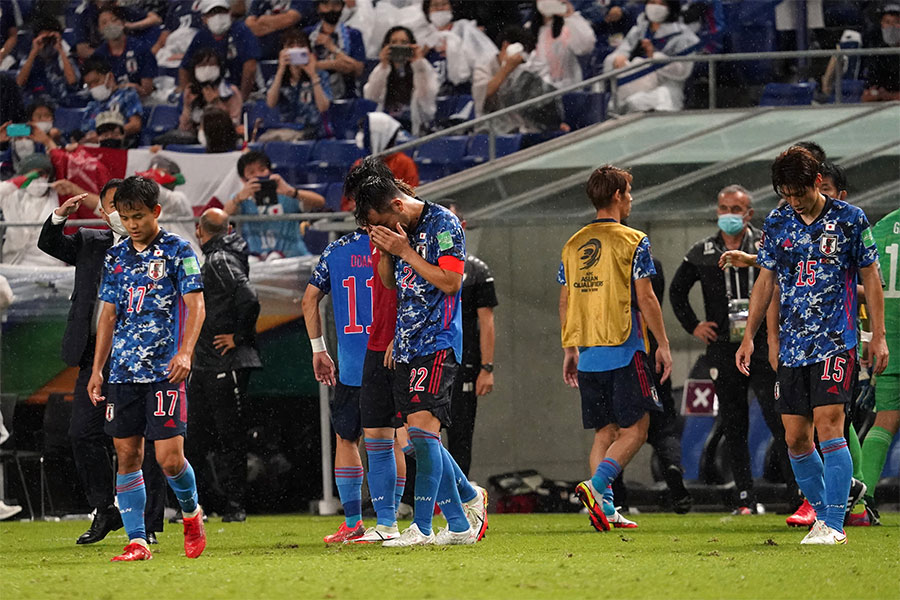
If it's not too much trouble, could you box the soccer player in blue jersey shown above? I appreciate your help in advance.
[87,176,208,562]
[353,157,481,546]
[735,147,888,545]
[302,227,384,543]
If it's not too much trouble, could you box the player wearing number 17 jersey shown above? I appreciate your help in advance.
[87,176,207,561]
[735,147,888,546]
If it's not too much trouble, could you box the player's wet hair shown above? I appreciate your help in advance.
[345,157,402,225]
[113,176,160,212]
[772,147,821,198]
[820,161,847,194]
[790,140,826,163]
[586,165,632,210]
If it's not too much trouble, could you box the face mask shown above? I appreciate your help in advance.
[106,210,129,237]
[430,10,453,28]
[101,23,124,40]
[355,130,365,150]
[883,26,900,47]
[321,10,342,25]
[100,138,124,148]
[537,0,567,17]
[13,137,35,158]
[645,3,669,23]
[195,65,221,83]
[24,177,50,197]
[90,83,112,101]
[198,129,208,147]
[718,214,745,236]
[35,121,53,133]
[207,14,232,36]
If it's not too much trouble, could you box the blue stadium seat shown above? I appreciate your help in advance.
[297,183,328,196]
[142,105,180,145]
[259,60,279,85]
[414,136,468,181]
[304,228,330,255]
[305,140,365,183]
[759,82,817,106]
[324,182,344,212]
[54,107,87,136]
[326,98,378,139]
[562,92,608,129]
[266,140,315,185]
[158,66,180,79]
[245,101,281,133]
[435,95,474,126]
[62,28,75,48]
[827,79,865,104]
[164,144,206,153]
[462,134,522,168]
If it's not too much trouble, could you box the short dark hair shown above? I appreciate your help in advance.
[586,165,632,210]
[771,147,821,197]
[82,57,113,77]
[346,157,401,226]
[98,5,128,24]
[791,140,826,163]
[820,161,848,193]
[281,27,310,48]
[100,178,123,200]
[237,151,271,179]
[31,12,63,34]
[114,176,160,211]
[381,25,416,48]
[26,99,55,121]
[200,106,238,153]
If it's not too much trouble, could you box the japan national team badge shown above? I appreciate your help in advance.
[148,259,166,280]
[820,234,838,256]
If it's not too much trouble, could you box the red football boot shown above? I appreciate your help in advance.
[323,521,365,544]
[786,499,816,528]
[111,542,153,562]
[183,509,207,558]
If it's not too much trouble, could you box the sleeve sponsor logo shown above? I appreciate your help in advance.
[183,256,201,275]
[437,231,453,251]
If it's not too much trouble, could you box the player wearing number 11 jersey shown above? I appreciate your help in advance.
[736,147,888,546]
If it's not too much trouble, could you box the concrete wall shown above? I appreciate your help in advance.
[464,218,718,487]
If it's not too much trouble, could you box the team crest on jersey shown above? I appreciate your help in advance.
[416,243,427,259]
[148,259,166,280]
[820,234,838,256]
[578,238,602,270]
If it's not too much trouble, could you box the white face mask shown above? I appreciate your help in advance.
[24,177,50,197]
[106,210,129,237]
[90,82,112,101]
[207,14,232,36]
[13,137,35,158]
[355,130,365,150]
[430,10,453,28]
[101,23,125,40]
[645,3,669,23]
[537,0,567,17]
[195,65,221,83]
[883,26,900,47]
[198,129,208,147]
[35,121,53,133]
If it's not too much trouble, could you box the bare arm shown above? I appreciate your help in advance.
[246,10,300,37]
[736,267,775,375]
[301,283,336,385]
[87,301,117,403]
[377,247,396,290]
[241,59,258,101]
[136,77,154,98]
[559,285,579,388]
[0,28,16,61]
[634,277,672,382]
[124,114,142,136]
[475,306,495,395]
[766,284,780,370]
[860,263,889,374]
[151,29,169,55]
[125,12,163,31]
[166,290,205,383]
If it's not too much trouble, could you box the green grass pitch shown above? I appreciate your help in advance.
[2,513,898,599]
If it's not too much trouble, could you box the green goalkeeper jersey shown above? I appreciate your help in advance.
[873,207,900,376]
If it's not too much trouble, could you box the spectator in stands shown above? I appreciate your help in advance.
[179,49,243,139]
[199,106,241,153]
[603,0,699,113]
[262,29,331,141]
[152,0,203,62]
[15,13,80,106]
[0,101,63,168]
[363,26,438,135]
[92,5,159,99]
[70,0,161,61]
[136,155,202,255]
[181,0,261,101]
[473,25,564,134]
[246,0,305,60]
[341,111,418,211]
[0,153,67,267]
[530,0,596,89]
[0,0,21,71]
[862,2,900,102]
[576,0,637,57]
[422,0,499,96]
[79,57,143,144]
[306,0,366,100]
[224,150,325,258]
[93,109,129,148]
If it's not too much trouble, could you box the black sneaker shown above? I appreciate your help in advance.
[845,478,867,516]
[864,497,882,526]
[222,509,246,523]
[664,465,692,514]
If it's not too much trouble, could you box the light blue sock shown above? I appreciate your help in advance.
[335,465,364,526]
[395,476,407,511]
[591,458,622,497]
[789,447,825,516]
[402,443,416,459]
[821,437,852,532]
[409,427,442,536]
[441,446,477,503]
[365,438,397,527]
[602,484,616,516]
[165,460,198,515]
[437,449,470,533]
[116,470,146,542]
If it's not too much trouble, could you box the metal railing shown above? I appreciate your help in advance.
[371,47,900,164]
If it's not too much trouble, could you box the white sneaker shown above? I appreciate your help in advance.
[607,509,638,529]
[463,485,488,542]
[800,520,829,544]
[803,524,847,545]
[0,501,23,521]
[347,524,400,544]
[382,523,435,547]
[434,526,475,546]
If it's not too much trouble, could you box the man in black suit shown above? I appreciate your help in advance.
[37,179,166,545]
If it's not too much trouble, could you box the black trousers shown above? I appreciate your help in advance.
[70,363,166,531]
[185,369,251,512]
[446,367,478,478]
[647,372,683,472]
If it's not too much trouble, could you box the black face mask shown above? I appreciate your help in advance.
[99,138,124,148]
[320,10,341,25]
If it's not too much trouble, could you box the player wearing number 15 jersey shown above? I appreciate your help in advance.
[736,147,888,546]
[87,176,207,562]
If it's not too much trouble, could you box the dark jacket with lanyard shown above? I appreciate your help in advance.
[194,232,262,372]
[669,224,769,353]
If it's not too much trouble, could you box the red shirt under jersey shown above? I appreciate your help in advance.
[368,242,398,351]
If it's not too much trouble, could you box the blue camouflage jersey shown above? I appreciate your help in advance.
[393,202,465,364]
[99,230,204,383]
[758,197,879,367]
[309,230,373,386]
